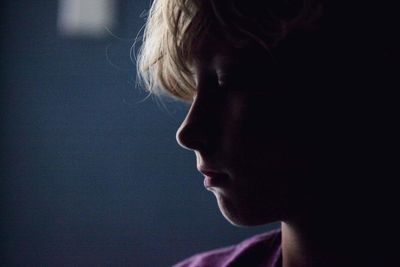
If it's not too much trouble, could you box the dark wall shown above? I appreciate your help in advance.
[0,1,276,266]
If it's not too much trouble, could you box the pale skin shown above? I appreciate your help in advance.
[175,41,361,267]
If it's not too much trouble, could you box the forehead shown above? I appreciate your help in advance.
[191,38,274,69]
[191,37,230,64]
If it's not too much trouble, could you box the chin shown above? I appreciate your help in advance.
[214,191,279,227]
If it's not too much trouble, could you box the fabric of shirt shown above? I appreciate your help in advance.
[173,229,282,267]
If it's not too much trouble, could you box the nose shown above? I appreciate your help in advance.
[176,95,212,152]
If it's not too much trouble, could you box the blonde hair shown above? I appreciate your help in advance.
[137,0,323,101]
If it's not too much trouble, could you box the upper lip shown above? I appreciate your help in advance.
[200,170,221,177]
[198,167,226,177]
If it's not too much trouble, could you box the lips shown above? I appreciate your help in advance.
[199,169,229,188]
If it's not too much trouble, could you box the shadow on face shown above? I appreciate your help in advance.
[177,16,398,227]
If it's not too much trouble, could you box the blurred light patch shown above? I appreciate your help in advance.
[58,0,117,38]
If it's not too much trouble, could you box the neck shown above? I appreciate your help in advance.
[281,220,351,267]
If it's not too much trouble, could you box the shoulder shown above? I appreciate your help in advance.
[172,228,281,267]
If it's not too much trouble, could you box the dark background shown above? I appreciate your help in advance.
[0,1,277,266]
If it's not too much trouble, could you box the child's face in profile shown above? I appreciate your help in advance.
[176,41,305,226]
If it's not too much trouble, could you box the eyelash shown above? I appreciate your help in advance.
[217,75,227,86]
[216,72,233,85]
[217,73,244,91]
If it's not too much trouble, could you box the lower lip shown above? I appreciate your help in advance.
[203,174,229,188]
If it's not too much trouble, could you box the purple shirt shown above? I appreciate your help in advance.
[173,229,282,267]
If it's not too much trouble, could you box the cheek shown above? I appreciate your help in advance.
[215,94,312,223]
[222,94,290,169]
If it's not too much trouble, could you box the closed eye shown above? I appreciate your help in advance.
[217,72,248,90]
[217,73,231,86]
